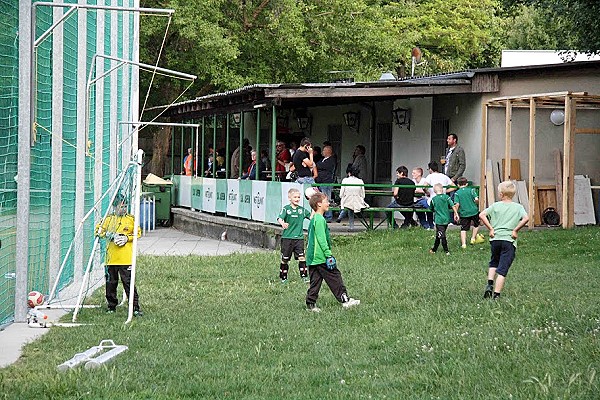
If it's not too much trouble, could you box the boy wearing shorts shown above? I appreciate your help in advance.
[277,188,312,283]
[453,177,485,248]
[479,181,529,299]
[429,183,459,255]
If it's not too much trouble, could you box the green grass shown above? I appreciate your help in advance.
[2,227,600,399]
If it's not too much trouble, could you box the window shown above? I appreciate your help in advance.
[430,118,449,165]
[375,123,392,183]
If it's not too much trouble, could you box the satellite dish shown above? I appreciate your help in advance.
[411,47,422,63]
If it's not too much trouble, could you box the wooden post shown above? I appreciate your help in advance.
[504,100,512,181]
[528,97,536,228]
[480,103,488,210]
[562,95,576,228]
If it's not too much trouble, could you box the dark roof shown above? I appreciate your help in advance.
[155,61,600,118]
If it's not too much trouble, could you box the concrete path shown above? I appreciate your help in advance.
[0,227,264,368]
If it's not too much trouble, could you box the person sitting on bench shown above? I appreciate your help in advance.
[336,165,369,230]
[386,165,418,229]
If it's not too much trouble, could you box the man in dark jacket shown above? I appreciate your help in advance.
[316,145,336,221]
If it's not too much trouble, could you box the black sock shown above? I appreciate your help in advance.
[487,280,494,286]
[493,292,501,299]
[279,263,288,280]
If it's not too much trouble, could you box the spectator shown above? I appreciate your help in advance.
[336,165,369,231]
[292,137,315,184]
[275,141,291,180]
[315,145,336,222]
[231,138,251,179]
[412,167,434,229]
[351,145,369,183]
[386,166,417,229]
[443,133,466,183]
[182,147,194,176]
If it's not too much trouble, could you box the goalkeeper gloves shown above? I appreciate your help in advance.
[325,256,337,270]
[113,234,128,247]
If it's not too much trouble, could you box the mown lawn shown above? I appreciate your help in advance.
[1,227,599,399]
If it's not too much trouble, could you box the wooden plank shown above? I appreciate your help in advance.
[575,128,600,134]
[574,175,597,225]
[516,181,529,214]
[562,96,571,228]
[528,98,536,228]
[486,159,495,207]
[504,101,512,180]
[535,186,557,226]
[501,159,521,180]
[480,104,488,211]
[553,149,563,219]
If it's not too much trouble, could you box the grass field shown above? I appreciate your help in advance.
[1,227,599,399]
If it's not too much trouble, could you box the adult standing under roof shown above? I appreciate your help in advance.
[443,133,466,183]
[352,145,369,183]
[292,137,315,184]
[316,145,336,221]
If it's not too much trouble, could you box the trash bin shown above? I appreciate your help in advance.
[142,174,173,226]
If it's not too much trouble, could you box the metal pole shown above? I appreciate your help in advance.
[226,114,230,177]
[256,109,261,178]
[213,115,217,177]
[16,0,33,322]
[201,117,205,177]
[271,105,277,181]
[239,112,244,178]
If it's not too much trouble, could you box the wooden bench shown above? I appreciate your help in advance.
[330,206,430,230]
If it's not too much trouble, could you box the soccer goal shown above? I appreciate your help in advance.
[45,150,144,323]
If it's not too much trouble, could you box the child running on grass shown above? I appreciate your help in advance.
[453,176,485,248]
[277,188,312,283]
[429,183,459,255]
[305,192,360,312]
[479,181,529,299]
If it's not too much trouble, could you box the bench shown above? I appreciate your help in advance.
[330,206,430,230]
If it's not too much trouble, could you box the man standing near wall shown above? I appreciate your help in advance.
[443,133,466,183]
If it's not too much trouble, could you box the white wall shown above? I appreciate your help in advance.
[392,98,433,176]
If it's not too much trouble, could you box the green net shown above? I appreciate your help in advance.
[0,0,19,326]
[0,2,139,325]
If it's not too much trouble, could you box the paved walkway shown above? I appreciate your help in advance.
[0,227,264,368]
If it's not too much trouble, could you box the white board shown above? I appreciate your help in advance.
[574,175,596,225]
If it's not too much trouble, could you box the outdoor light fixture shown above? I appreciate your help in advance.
[392,107,411,131]
[277,115,289,128]
[231,112,242,127]
[343,111,360,130]
[550,109,565,126]
[295,109,311,132]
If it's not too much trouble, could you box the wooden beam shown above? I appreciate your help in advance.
[480,103,488,210]
[575,128,600,134]
[504,100,512,181]
[562,96,577,228]
[528,98,536,228]
[568,98,576,228]
[264,85,474,99]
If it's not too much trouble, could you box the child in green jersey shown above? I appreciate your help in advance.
[277,188,312,283]
[429,183,459,255]
[479,181,529,299]
[305,192,360,312]
[453,177,485,248]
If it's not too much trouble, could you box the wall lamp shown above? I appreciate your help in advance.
[295,109,311,132]
[392,107,411,131]
[343,111,360,130]
[230,112,242,127]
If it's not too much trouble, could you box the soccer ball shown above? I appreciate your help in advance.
[304,186,320,200]
[28,291,45,308]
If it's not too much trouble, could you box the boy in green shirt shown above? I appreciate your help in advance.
[277,188,312,283]
[479,181,529,299]
[453,177,485,248]
[305,192,360,312]
[429,183,459,255]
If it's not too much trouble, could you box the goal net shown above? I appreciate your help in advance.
[46,150,143,323]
